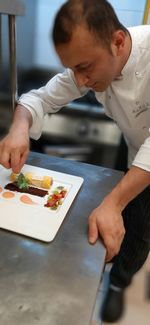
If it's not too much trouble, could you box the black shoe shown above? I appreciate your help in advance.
[101,286,125,323]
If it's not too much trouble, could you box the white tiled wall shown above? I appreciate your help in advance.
[34,0,66,69]
[109,0,146,27]
[33,0,146,69]
[109,0,146,11]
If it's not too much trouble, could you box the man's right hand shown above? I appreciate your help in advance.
[0,104,32,173]
[0,129,30,174]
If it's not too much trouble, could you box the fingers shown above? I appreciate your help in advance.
[104,227,125,262]
[0,147,23,174]
[104,235,121,262]
[0,142,29,173]
[20,149,29,170]
[10,150,22,173]
[0,150,11,169]
[88,204,125,261]
[10,147,29,173]
[88,216,99,244]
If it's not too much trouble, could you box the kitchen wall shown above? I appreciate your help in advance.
[110,0,146,26]
[33,0,147,70]
[34,0,64,70]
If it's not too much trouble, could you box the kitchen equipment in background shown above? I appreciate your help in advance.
[31,97,122,169]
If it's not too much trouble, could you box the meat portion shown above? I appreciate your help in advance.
[5,183,48,197]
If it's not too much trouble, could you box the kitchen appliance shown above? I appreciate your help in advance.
[31,95,122,169]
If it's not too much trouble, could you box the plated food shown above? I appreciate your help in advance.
[5,172,52,197]
[2,171,68,210]
[10,172,53,189]
[44,186,67,210]
[5,181,49,197]
[0,164,83,241]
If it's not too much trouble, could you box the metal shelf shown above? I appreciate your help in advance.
[0,0,25,16]
[0,0,25,111]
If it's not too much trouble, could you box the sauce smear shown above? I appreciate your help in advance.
[2,191,15,199]
[20,195,37,205]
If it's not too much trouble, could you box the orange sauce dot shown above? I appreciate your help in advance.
[0,187,3,193]
[20,195,37,205]
[2,191,15,199]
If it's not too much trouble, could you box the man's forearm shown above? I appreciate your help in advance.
[10,104,33,134]
[107,166,150,211]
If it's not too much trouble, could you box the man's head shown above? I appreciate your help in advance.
[52,0,130,92]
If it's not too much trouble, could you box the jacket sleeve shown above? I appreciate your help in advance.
[18,69,88,139]
[132,132,150,172]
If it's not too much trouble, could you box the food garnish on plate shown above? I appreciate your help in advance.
[4,172,53,197]
[44,186,67,210]
[10,172,53,189]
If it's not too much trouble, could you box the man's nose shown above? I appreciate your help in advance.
[74,71,89,87]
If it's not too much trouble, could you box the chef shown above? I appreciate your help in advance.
[0,0,150,322]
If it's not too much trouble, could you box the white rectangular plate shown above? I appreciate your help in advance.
[0,164,84,242]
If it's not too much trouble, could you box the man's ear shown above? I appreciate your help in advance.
[111,30,126,56]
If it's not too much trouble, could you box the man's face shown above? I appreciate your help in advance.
[56,25,124,92]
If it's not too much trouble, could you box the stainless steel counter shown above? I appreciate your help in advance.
[0,152,123,325]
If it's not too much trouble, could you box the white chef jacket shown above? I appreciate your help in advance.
[19,25,150,172]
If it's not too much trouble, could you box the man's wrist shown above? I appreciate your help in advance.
[105,166,150,212]
[104,191,125,212]
[10,105,32,134]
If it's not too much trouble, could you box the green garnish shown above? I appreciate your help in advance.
[53,190,59,195]
[17,173,29,190]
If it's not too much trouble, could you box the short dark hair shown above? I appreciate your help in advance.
[52,0,128,49]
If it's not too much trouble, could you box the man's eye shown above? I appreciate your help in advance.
[78,65,91,71]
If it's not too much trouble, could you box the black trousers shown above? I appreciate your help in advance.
[110,185,150,289]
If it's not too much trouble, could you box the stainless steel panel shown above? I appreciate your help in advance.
[43,113,121,146]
